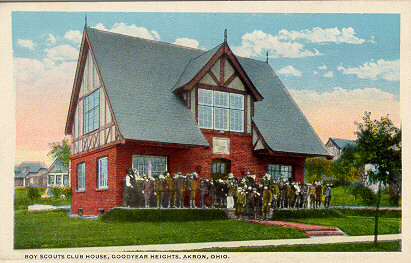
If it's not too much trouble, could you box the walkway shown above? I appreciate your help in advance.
[20,234,401,252]
[251,220,347,237]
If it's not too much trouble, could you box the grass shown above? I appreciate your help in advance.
[270,208,401,236]
[201,241,401,252]
[330,186,395,207]
[285,216,401,236]
[14,210,306,249]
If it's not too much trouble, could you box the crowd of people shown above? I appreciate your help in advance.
[122,169,332,219]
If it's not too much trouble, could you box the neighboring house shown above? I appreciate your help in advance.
[325,138,381,186]
[325,138,356,161]
[14,162,48,187]
[65,27,330,216]
[47,157,70,188]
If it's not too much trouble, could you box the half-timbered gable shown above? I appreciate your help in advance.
[66,33,121,155]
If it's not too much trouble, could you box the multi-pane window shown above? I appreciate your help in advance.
[56,175,62,185]
[132,155,167,177]
[98,157,108,188]
[77,163,85,191]
[267,164,292,181]
[49,175,54,185]
[198,89,244,132]
[212,162,226,174]
[63,175,69,186]
[83,89,100,134]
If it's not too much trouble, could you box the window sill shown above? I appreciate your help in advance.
[76,189,86,193]
[96,187,109,191]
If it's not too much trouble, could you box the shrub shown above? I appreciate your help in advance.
[100,208,228,223]
[350,186,376,206]
[62,187,71,199]
[49,187,63,199]
[27,187,40,203]
[271,209,344,220]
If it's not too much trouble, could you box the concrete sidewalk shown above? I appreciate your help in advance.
[22,234,401,252]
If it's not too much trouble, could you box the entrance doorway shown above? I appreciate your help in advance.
[211,158,231,181]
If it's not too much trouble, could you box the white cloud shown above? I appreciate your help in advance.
[337,59,399,81]
[289,87,400,142]
[278,27,367,44]
[44,44,79,62]
[92,22,160,41]
[64,30,83,45]
[323,71,334,78]
[46,34,57,46]
[14,57,77,95]
[14,57,77,152]
[17,39,35,50]
[313,71,318,75]
[318,65,327,70]
[173,38,200,49]
[232,30,322,58]
[277,65,302,77]
[151,30,160,41]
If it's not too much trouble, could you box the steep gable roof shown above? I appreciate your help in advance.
[79,28,208,146]
[66,28,329,156]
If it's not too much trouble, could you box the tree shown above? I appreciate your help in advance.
[48,139,72,168]
[333,144,363,185]
[352,112,401,244]
[304,157,335,183]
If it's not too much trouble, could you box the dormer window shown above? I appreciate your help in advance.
[198,88,244,132]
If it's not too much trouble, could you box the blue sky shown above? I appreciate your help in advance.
[12,11,400,165]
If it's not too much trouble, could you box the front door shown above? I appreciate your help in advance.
[211,158,231,181]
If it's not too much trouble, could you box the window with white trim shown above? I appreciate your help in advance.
[49,175,54,185]
[83,89,100,134]
[56,175,62,185]
[132,155,167,177]
[98,157,108,189]
[267,164,292,181]
[198,88,244,132]
[77,163,85,191]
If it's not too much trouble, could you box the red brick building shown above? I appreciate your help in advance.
[65,27,330,216]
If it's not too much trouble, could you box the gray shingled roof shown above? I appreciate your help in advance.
[86,28,208,146]
[84,28,329,156]
[238,57,330,156]
[14,162,47,179]
[329,138,356,150]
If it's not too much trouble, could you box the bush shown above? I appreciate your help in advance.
[271,209,344,220]
[335,208,401,218]
[27,187,41,203]
[100,208,228,223]
[49,187,63,198]
[350,186,376,206]
[62,187,71,199]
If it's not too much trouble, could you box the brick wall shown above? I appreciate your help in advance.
[71,131,306,216]
[70,145,120,216]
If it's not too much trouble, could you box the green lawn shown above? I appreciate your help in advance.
[330,186,395,207]
[286,216,401,236]
[201,241,401,252]
[14,210,306,249]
